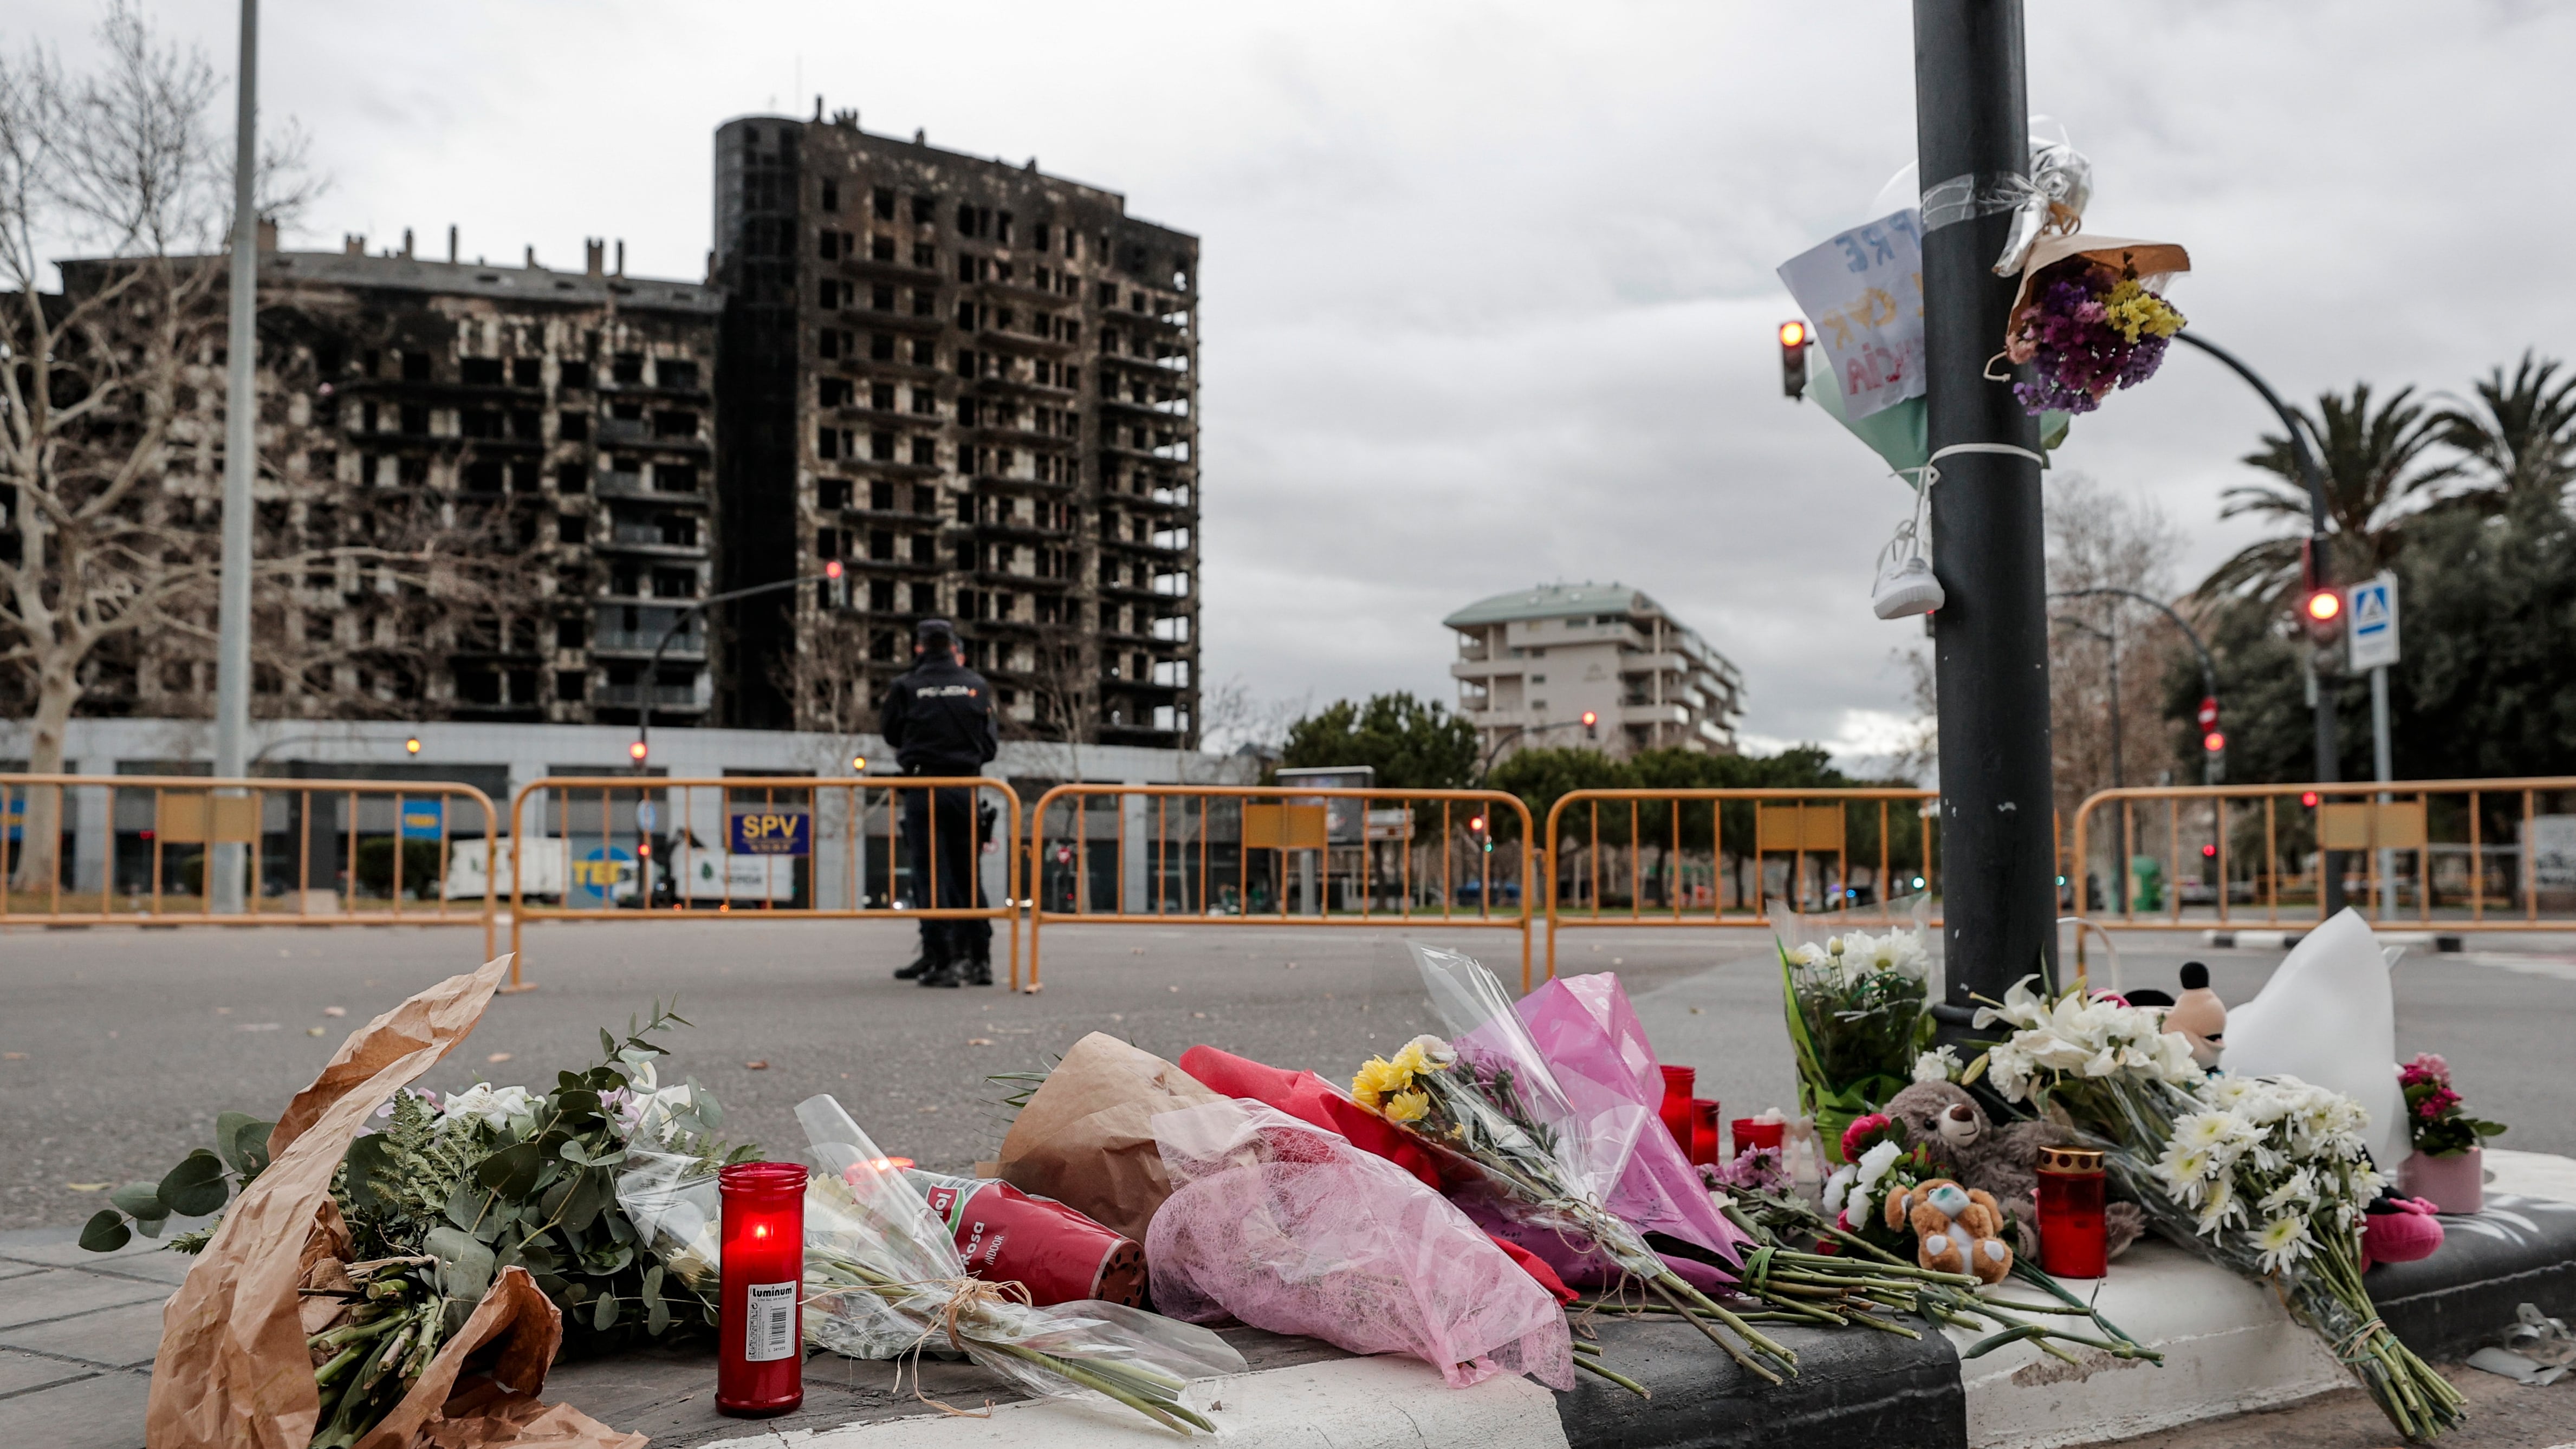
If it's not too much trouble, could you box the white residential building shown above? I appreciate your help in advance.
[1444,583,1743,763]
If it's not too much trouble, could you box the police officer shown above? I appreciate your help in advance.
[878,619,998,987]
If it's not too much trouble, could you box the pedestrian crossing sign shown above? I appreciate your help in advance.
[2346,573,2400,671]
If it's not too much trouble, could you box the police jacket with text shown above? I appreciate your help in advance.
[880,653,1001,775]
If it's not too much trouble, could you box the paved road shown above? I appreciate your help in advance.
[4,917,2571,1231]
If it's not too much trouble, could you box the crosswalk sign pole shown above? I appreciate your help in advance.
[2346,573,2402,918]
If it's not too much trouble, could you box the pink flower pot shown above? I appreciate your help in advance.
[2400,1147,2484,1216]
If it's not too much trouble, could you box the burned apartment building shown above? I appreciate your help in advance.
[44,232,723,727]
[712,109,1203,748]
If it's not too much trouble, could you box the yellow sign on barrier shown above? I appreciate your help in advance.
[2319,801,2428,851]
[1756,805,1846,853]
[1241,802,1328,852]
[154,793,259,845]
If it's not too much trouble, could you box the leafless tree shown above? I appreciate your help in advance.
[2042,471,2189,841]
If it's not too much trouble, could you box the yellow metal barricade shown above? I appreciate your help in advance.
[1542,788,1943,979]
[0,774,498,958]
[1023,784,1537,992]
[506,776,1021,986]
[2068,778,2576,931]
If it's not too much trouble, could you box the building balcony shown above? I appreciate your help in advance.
[595,475,708,506]
[599,529,708,557]
[597,683,706,711]
[592,629,705,658]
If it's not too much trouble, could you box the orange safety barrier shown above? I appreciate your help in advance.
[1023,784,1537,992]
[505,776,1022,987]
[2069,778,2576,932]
[1542,788,1943,979]
[0,774,498,959]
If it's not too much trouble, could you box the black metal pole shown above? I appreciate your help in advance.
[2171,332,2341,910]
[1916,0,2058,1012]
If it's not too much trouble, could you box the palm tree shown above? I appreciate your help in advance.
[2435,351,2576,515]
[2195,382,2458,602]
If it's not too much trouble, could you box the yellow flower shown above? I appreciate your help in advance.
[1383,1089,1431,1124]
[1351,1057,1404,1110]
[2102,279,2185,343]
[1388,1040,1437,1080]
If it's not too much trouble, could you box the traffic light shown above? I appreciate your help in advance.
[2299,539,2342,646]
[851,754,868,774]
[2300,790,2321,809]
[825,560,843,579]
[2195,695,2224,755]
[1581,710,1599,740]
[2201,843,2218,859]
[629,740,648,764]
[1779,321,1810,400]
[405,736,421,756]
[1467,814,1491,854]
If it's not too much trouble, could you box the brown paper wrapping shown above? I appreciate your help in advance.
[992,1032,1219,1244]
[2007,232,2191,319]
[144,955,640,1449]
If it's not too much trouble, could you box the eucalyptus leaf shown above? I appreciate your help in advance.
[646,1292,671,1336]
[427,1225,496,1302]
[592,1290,619,1332]
[79,1210,132,1253]
[136,1213,167,1239]
[158,1151,231,1218]
[561,1171,608,1233]
[213,1111,264,1174]
[444,1181,482,1233]
[600,1028,618,1060]
[476,1140,544,1199]
[341,1133,395,1214]
[110,1181,170,1222]
[687,1081,721,1130]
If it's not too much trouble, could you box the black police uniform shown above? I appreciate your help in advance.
[878,635,999,985]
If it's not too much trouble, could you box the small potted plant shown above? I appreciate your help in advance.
[2397,1054,2506,1214]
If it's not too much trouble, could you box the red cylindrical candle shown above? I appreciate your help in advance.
[1657,1065,1696,1154]
[2036,1146,2108,1279]
[1732,1118,1786,1155]
[1689,1099,1722,1166]
[718,1161,808,1416]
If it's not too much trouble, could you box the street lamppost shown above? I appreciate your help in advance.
[631,563,845,771]
[2049,588,2223,785]
[1470,712,1600,788]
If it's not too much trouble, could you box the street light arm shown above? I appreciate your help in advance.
[635,569,846,768]
[2174,332,2330,542]
[2050,587,2219,705]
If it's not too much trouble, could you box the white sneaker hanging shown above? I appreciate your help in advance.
[1870,490,1944,620]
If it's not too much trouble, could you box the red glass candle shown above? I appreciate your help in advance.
[1732,1118,1786,1156]
[1689,1099,1722,1166]
[1657,1065,1696,1154]
[718,1161,808,1416]
[2036,1146,2108,1279]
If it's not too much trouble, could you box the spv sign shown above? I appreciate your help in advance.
[729,808,811,856]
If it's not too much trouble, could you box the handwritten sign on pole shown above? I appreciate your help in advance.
[1776,210,1926,422]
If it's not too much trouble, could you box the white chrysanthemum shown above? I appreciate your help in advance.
[1788,943,1827,967]
[2255,1213,2313,1273]
[1913,1045,1962,1084]
[2258,1167,2317,1214]
[2196,1175,2244,1236]
[2174,1112,2244,1154]
[1847,1139,1904,1223]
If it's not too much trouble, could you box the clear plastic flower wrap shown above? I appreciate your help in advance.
[1773,894,1936,1161]
[795,1095,1244,1434]
[1143,1096,1573,1390]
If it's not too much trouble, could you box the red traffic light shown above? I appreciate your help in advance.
[2300,790,2321,808]
[1467,815,1487,833]
[2203,730,2226,753]
[1580,711,1598,726]
[2201,843,2218,859]
[1778,320,1808,348]
[2305,590,2342,623]
[1779,322,1810,399]
[826,559,843,580]
[629,740,649,763]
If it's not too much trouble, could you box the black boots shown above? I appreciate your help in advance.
[893,951,937,980]
[917,956,965,988]
[961,956,994,987]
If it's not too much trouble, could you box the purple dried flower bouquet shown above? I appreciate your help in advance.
[2003,257,2186,415]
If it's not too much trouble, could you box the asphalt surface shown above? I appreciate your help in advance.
[3,918,2572,1232]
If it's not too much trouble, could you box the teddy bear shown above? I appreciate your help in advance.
[1881,1080,2146,1262]
[1883,1177,2013,1284]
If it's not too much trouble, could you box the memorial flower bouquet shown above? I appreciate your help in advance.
[1776,918,1935,1161]
[2399,1054,2507,1158]
[2003,255,2186,415]
[1969,976,2464,1440]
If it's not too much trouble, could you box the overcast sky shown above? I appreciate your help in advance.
[27,3,2576,767]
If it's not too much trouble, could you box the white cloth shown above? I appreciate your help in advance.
[2220,908,2410,1170]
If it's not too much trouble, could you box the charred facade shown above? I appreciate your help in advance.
[40,237,722,726]
[712,111,1202,747]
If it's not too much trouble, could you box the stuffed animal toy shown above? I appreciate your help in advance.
[1883,1177,2013,1284]
[1882,1080,2146,1261]
[2164,961,2227,1070]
